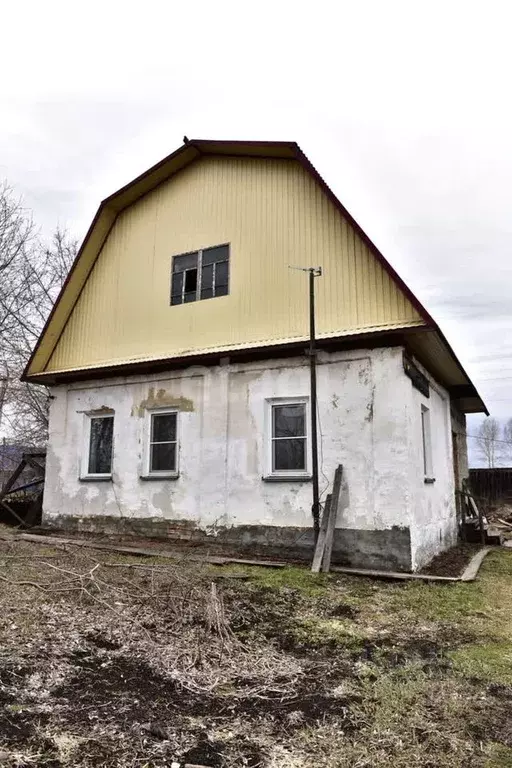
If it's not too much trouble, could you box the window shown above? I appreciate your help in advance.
[421,405,434,481]
[147,411,178,475]
[84,415,114,477]
[171,245,229,305]
[265,399,310,478]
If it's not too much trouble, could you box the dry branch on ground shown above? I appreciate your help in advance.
[0,532,511,767]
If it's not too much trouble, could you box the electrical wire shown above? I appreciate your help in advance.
[315,399,331,506]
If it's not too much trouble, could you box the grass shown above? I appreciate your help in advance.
[0,530,511,767]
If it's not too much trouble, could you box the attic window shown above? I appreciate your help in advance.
[170,245,229,305]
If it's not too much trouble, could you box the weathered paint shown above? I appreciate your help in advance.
[43,346,457,571]
[406,358,458,569]
[133,387,195,417]
[44,156,423,374]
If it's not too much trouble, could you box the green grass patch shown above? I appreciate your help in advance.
[449,641,512,685]
[291,617,365,650]
[485,743,512,767]
[240,565,332,596]
[386,580,487,621]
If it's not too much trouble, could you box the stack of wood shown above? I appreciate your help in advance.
[459,480,503,546]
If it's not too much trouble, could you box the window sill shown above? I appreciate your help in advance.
[424,477,436,485]
[79,475,112,482]
[139,473,180,481]
[262,475,312,483]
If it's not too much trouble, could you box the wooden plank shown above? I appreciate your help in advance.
[12,533,288,568]
[321,465,343,573]
[460,547,490,582]
[311,494,332,573]
[0,499,27,527]
[466,492,486,545]
[330,565,460,582]
[3,477,44,496]
[0,460,27,501]
[24,457,45,474]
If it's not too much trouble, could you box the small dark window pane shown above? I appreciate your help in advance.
[88,417,113,474]
[173,252,198,273]
[151,413,176,443]
[171,271,183,305]
[184,269,197,293]
[215,261,229,294]
[273,405,305,438]
[202,245,229,266]
[201,263,213,299]
[150,443,176,472]
[273,438,306,471]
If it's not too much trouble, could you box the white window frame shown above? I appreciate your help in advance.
[142,408,179,479]
[421,404,434,482]
[264,397,311,480]
[80,413,114,480]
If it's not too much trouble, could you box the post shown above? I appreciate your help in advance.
[309,268,321,543]
[288,264,322,544]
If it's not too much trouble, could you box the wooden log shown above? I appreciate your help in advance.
[24,456,45,474]
[3,477,44,496]
[0,459,27,500]
[311,494,332,573]
[0,499,27,527]
[321,465,343,573]
[12,533,289,568]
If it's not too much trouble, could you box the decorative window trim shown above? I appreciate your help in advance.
[263,397,311,481]
[80,413,114,481]
[141,408,180,479]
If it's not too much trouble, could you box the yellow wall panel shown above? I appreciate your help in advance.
[47,157,424,373]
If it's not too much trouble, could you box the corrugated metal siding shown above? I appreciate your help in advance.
[47,157,424,373]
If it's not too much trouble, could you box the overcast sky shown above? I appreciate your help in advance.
[2,0,511,463]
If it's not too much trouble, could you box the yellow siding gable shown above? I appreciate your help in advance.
[45,156,424,374]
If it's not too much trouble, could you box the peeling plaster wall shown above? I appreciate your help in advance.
[406,359,458,570]
[43,346,451,570]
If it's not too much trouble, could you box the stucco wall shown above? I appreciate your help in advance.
[406,358,458,570]
[43,346,456,570]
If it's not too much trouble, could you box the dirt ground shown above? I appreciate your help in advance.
[0,531,511,767]
[419,543,479,576]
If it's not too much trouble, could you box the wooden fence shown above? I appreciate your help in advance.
[469,467,512,508]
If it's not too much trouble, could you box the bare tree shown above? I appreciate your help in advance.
[476,417,503,468]
[503,418,512,466]
[0,183,76,445]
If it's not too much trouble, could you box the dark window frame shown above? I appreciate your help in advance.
[170,244,230,305]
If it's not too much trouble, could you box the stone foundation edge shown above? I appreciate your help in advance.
[42,514,412,572]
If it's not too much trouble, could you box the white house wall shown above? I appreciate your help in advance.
[406,359,457,570]
[43,346,452,571]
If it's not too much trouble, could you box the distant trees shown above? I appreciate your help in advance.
[475,417,512,468]
[0,182,76,445]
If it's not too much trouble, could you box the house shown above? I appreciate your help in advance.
[23,139,487,571]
